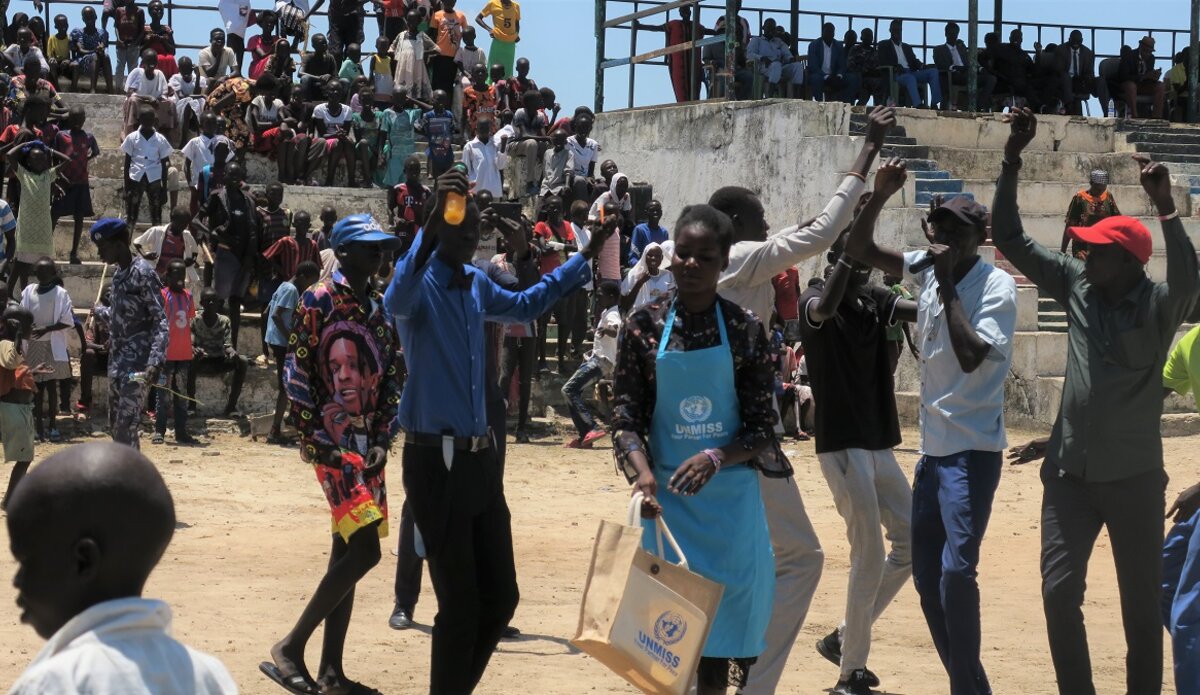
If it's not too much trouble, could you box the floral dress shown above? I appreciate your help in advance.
[206,76,253,151]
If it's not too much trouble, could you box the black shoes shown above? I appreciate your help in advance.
[832,669,876,695]
[500,625,520,640]
[388,605,413,630]
[816,630,881,688]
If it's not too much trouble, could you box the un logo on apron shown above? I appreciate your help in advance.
[679,396,712,424]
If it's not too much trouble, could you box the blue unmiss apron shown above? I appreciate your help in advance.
[643,301,775,659]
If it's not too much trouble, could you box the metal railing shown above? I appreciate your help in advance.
[597,0,1200,118]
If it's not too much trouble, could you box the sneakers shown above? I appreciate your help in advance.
[581,428,607,448]
[817,631,881,688]
[832,670,875,695]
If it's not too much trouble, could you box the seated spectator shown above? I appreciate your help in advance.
[1057,30,1097,116]
[703,14,752,100]
[1030,41,1067,114]
[168,56,207,149]
[539,127,570,202]
[807,22,859,102]
[187,287,247,417]
[197,28,238,83]
[619,241,673,314]
[248,73,286,157]
[205,73,253,153]
[45,15,72,90]
[142,0,177,79]
[298,33,339,102]
[934,21,997,110]
[991,29,1034,107]
[311,80,356,187]
[3,27,50,77]
[247,10,285,81]
[463,114,507,198]
[847,27,882,106]
[26,16,46,49]
[1167,48,1192,122]
[508,89,548,199]
[878,19,942,108]
[338,42,365,82]
[462,64,498,137]
[9,55,67,117]
[629,199,667,265]
[68,6,112,94]
[743,19,804,98]
[4,442,237,694]
[123,50,175,141]
[1120,36,1165,119]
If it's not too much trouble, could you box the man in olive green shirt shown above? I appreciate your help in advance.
[993,107,1198,695]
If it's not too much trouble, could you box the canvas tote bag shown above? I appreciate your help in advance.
[571,492,724,695]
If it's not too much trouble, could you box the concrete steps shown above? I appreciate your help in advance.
[961,178,1191,217]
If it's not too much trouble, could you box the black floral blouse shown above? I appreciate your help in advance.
[612,291,790,481]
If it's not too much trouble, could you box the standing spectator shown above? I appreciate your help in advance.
[454,26,486,84]
[539,127,570,202]
[634,4,704,103]
[462,115,506,198]
[1056,31,1096,116]
[878,19,942,109]
[493,221,542,442]
[533,195,578,373]
[264,210,320,284]
[368,35,394,106]
[326,0,368,61]
[153,260,196,445]
[619,241,673,314]
[76,289,110,416]
[1120,36,1165,120]
[0,307,40,511]
[142,0,176,78]
[168,57,208,148]
[134,206,201,284]
[882,273,918,375]
[198,28,238,83]
[801,168,914,695]
[846,185,1016,695]
[588,172,632,285]
[187,288,246,417]
[707,107,891,695]
[122,49,175,140]
[462,64,497,136]
[565,108,600,202]
[475,0,520,78]
[120,106,172,227]
[91,218,169,450]
[205,163,256,348]
[629,199,668,265]
[1060,169,1120,258]
[350,95,380,187]
[20,259,73,443]
[111,0,144,84]
[52,107,99,266]
[387,155,429,254]
[216,0,252,72]
[934,22,996,110]
[182,113,231,214]
[429,0,468,94]
[772,266,801,343]
[416,90,457,179]
[377,88,423,187]
[995,111,1197,695]
[8,141,67,293]
[389,12,436,102]
[265,260,320,444]
[561,280,619,448]
[807,22,858,102]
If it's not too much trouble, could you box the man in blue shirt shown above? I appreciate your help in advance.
[384,168,615,693]
[628,198,668,266]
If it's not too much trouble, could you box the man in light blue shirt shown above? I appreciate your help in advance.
[383,168,614,693]
[846,179,1016,695]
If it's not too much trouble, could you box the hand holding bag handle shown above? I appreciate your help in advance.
[628,491,689,570]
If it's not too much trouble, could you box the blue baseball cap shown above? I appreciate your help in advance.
[90,217,129,244]
[329,214,401,251]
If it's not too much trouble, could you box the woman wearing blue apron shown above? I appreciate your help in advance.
[612,204,778,694]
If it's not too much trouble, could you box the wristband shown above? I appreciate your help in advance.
[702,448,724,473]
[1159,210,1180,222]
[837,257,853,270]
[845,171,867,183]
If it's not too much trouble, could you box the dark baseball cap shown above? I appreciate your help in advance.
[929,196,989,232]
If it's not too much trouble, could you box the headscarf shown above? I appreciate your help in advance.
[1089,169,1109,186]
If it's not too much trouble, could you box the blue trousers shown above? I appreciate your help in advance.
[561,357,604,439]
[1165,508,1200,694]
[912,450,1001,695]
[896,67,943,107]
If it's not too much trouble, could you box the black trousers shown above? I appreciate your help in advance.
[394,396,508,615]
[429,54,458,95]
[401,441,519,694]
[1040,463,1165,695]
[499,337,535,432]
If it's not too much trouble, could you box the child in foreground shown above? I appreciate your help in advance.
[6,441,238,694]
[0,307,49,510]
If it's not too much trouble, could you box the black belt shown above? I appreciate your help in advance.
[405,431,491,452]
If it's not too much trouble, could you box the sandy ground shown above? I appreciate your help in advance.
[0,424,1186,695]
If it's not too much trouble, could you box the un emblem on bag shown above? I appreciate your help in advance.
[679,396,712,424]
[654,611,687,646]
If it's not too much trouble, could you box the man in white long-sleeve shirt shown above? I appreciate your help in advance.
[708,105,894,695]
[463,115,508,198]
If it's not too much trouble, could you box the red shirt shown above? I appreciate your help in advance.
[533,220,574,275]
[772,268,800,322]
[264,235,320,280]
[55,130,97,184]
[162,288,196,361]
[115,6,146,43]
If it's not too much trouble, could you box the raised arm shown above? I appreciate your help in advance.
[1134,152,1199,324]
[843,159,907,278]
[991,108,1073,303]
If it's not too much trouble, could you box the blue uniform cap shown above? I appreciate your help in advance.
[90,217,129,244]
[329,214,401,251]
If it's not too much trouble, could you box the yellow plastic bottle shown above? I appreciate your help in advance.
[444,163,468,225]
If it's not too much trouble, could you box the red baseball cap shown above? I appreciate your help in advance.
[1068,215,1152,264]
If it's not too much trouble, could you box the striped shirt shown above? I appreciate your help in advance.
[263,236,320,280]
[256,205,292,250]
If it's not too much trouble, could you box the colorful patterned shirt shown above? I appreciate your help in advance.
[285,272,401,463]
[108,258,168,378]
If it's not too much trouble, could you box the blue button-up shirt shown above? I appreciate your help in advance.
[385,229,592,437]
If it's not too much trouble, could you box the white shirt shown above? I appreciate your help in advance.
[902,250,1017,456]
[217,0,253,36]
[311,102,351,136]
[120,129,174,183]
[20,284,73,362]
[492,123,516,150]
[181,134,234,186]
[823,42,833,75]
[134,225,201,285]
[570,222,593,290]
[462,137,508,198]
[168,72,207,99]
[948,42,964,68]
[621,269,675,313]
[3,44,48,73]
[197,46,237,78]
[249,95,284,124]
[718,174,866,326]
[1069,47,1080,77]
[590,306,622,371]
[566,136,600,177]
[895,42,911,70]
[8,597,237,695]
[125,67,168,99]
[746,35,788,64]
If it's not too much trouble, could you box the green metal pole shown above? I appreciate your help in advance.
[993,0,1002,37]
[790,0,799,52]
[725,0,736,101]
[595,0,606,113]
[1190,0,1199,122]
[968,0,978,112]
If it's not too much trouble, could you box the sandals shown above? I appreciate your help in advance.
[259,662,321,695]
